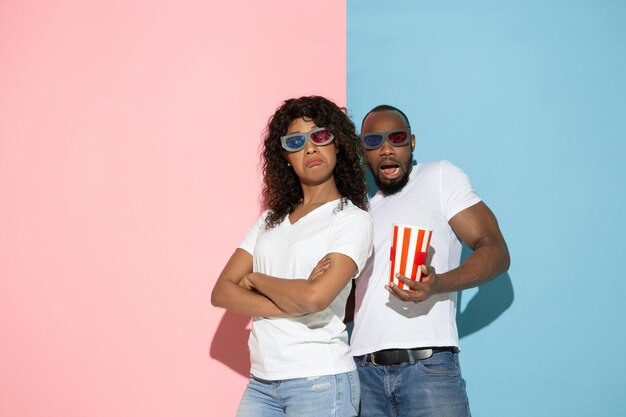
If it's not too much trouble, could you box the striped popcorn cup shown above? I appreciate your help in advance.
[389,224,433,289]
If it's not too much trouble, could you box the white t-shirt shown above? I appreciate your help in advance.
[350,161,481,356]
[239,199,373,380]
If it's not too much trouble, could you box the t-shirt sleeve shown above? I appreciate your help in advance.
[238,212,268,255]
[439,160,482,221]
[328,207,374,278]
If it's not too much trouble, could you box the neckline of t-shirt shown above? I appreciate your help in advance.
[372,162,423,201]
[286,198,344,226]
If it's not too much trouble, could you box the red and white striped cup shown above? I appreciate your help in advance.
[389,224,433,289]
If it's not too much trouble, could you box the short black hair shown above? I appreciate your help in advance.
[360,104,411,130]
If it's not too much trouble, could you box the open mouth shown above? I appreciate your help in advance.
[379,162,401,179]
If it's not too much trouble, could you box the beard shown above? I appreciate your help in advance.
[371,162,412,196]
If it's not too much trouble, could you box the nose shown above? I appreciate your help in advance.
[379,140,395,156]
[304,139,318,155]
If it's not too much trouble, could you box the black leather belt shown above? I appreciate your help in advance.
[357,347,459,366]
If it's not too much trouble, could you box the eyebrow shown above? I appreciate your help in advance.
[286,125,320,135]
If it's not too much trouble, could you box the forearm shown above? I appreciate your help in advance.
[249,274,322,314]
[211,279,294,318]
[436,238,510,293]
[246,254,358,314]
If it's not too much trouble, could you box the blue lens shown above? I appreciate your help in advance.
[286,135,306,150]
[363,134,383,147]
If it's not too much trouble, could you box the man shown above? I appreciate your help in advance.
[350,105,510,417]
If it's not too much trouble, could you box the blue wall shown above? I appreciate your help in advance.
[347,1,626,415]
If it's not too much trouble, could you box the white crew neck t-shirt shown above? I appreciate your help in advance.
[239,199,373,380]
[350,161,481,356]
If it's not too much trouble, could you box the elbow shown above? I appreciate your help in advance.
[499,243,511,274]
[501,243,511,273]
[299,293,330,314]
[210,293,220,308]
[210,285,225,309]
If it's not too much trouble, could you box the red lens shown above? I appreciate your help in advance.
[311,129,332,144]
[388,131,408,144]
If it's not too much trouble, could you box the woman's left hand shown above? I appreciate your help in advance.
[308,257,331,281]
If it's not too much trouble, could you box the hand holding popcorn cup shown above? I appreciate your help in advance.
[389,224,432,290]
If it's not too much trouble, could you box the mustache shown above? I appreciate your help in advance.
[377,157,402,168]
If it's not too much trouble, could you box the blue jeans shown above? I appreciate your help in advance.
[236,370,360,417]
[356,352,471,417]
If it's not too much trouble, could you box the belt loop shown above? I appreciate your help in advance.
[357,354,375,366]
[406,349,416,363]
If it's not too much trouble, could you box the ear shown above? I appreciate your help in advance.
[281,150,291,165]
[410,134,416,152]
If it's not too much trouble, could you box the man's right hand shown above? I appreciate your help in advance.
[385,265,439,303]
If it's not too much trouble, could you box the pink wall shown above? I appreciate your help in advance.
[0,1,346,416]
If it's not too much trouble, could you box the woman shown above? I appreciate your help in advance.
[211,96,373,417]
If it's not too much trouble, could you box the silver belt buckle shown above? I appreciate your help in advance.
[412,348,434,361]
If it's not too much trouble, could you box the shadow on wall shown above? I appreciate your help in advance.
[456,244,514,339]
[210,311,251,377]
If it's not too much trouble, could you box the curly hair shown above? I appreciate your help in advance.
[261,96,368,229]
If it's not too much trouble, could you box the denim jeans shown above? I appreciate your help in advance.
[356,352,471,417]
[236,370,360,417]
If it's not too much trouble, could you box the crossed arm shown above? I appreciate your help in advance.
[211,248,358,317]
[387,201,510,302]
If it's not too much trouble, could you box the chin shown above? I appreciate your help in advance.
[375,171,411,196]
